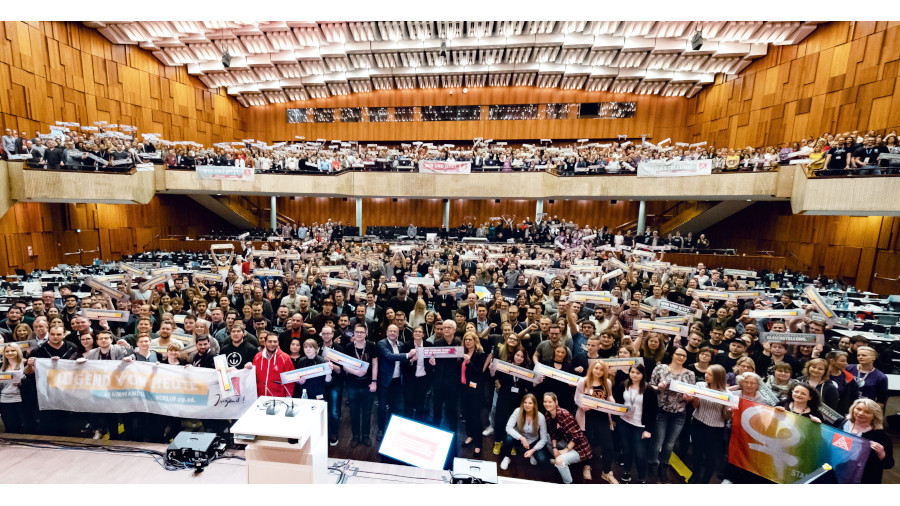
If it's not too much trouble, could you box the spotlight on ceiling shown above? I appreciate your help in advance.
[221,50,232,68]
[690,29,703,51]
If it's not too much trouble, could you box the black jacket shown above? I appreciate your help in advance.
[612,381,659,437]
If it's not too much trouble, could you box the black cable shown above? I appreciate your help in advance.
[0,437,243,472]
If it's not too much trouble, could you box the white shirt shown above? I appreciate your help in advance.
[389,339,401,379]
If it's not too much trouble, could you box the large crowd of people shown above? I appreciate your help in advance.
[4,123,898,176]
[0,235,894,484]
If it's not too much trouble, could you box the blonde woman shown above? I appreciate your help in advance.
[575,361,617,483]
[0,344,26,433]
[685,364,732,483]
[829,398,894,483]
[460,332,490,455]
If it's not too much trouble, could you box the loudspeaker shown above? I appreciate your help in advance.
[548,199,555,204]
[691,30,703,51]
[611,199,618,204]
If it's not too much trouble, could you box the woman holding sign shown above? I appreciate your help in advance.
[648,347,695,482]
[612,364,657,483]
[543,392,592,484]
[574,361,617,483]
[686,365,732,483]
[0,344,27,433]
[491,348,532,453]
[460,332,490,454]
[292,339,329,401]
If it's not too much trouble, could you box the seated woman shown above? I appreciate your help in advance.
[543,392,592,484]
[829,398,895,484]
[498,393,549,471]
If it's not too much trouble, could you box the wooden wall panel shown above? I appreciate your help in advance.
[0,21,243,148]
[261,197,674,233]
[706,202,900,292]
[686,22,900,148]
[241,87,689,144]
[0,195,231,275]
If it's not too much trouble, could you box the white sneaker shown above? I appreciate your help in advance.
[500,457,511,470]
[482,426,494,436]
[530,456,537,466]
[92,430,102,440]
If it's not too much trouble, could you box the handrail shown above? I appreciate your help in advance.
[786,249,812,271]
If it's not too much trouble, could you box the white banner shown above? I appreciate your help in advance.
[418,160,472,174]
[637,159,712,177]
[196,165,255,181]
[34,358,257,419]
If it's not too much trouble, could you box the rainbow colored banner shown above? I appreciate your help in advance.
[729,398,870,484]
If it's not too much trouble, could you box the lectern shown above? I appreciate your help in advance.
[230,396,329,484]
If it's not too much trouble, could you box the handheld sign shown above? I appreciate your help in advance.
[575,392,631,416]
[491,359,538,382]
[669,380,738,408]
[280,363,332,385]
[593,356,644,372]
[748,309,802,319]
[534,362,580,386]
[421,346,464,359]
[213,354,236,398]
[81,308,130,322]
[760,332,824,346]
[324,347,369,373]
[803,285,837,322]
[723,269,757,278]
[634,319,688,337]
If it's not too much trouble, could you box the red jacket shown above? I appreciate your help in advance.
[252,348,295,397]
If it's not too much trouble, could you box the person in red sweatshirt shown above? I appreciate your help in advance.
[247,330,295,397]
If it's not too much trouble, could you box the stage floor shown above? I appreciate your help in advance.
[0,434,448,484]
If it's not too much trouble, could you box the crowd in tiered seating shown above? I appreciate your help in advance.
[0,230,894,484]
[5,121,897,176]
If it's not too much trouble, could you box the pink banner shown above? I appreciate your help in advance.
[418,160,471,174]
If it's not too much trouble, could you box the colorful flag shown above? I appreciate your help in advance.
[729,398,870,483]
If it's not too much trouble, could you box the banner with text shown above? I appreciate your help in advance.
[196,165,255,181]
[637,159,712,178]
[34,358,256,419]
[418,160,471,174]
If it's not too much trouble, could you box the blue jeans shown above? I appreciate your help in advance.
[325,383,342,439]
[345,384,373,440]
[498,434,550,466]
[651,410,686,467]
[618,421,650,480]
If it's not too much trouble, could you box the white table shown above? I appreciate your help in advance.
[831,329,898,343]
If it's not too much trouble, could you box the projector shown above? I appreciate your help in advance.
[221,50,232,68]
[691,30,703,51]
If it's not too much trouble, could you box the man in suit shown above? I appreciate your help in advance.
[376,324,416,440]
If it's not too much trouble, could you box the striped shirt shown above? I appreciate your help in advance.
[691,381,730,428]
